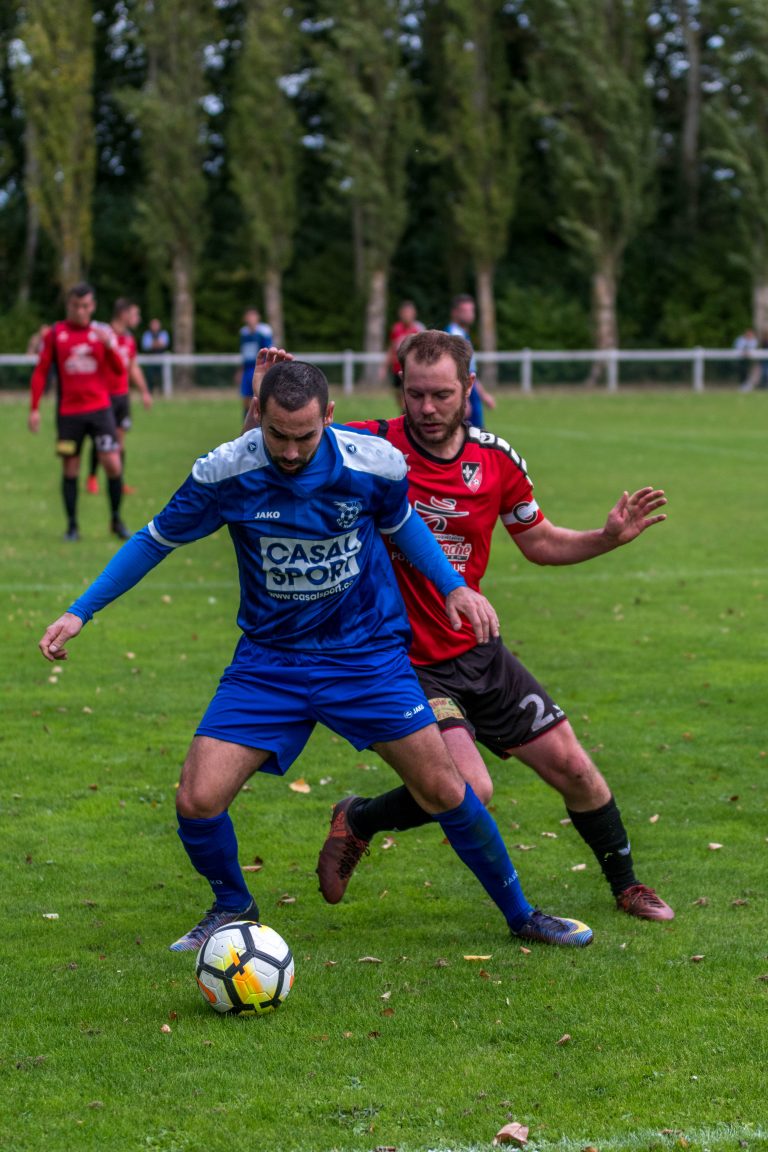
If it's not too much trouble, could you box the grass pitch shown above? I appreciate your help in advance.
[1,389,767,1152]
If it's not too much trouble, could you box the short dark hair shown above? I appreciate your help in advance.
[67,282,95,300]
[112,297,135,319]
[399,329,472,390]
[259,360,329,414]
[451,293,474,310]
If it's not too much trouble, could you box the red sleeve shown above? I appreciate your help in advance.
[346,420,380,433]
[499,457,545,537]
[30,327,55,411]
[103,336,125,375]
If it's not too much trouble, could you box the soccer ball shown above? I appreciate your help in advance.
[195,920,294,1015]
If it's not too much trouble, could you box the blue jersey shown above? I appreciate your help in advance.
[239,324,273,366]
[147,425,415,653]
[445,321,483,427]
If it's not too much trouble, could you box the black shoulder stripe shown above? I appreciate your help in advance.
[375,419,390,439]
[467,426,529,477]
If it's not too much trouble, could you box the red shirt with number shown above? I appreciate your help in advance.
[30,323,124,416]
[351,416,545,664]
[103,330,136,397]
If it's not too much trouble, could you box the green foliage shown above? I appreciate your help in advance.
[702,0,768,272]
[438,0,523,269]
[528,0,654,269]
[229,3,301,279]
[2,393,767,1150]
[313,0,418,278]
[118,0,212,282]
[13,0,95,289]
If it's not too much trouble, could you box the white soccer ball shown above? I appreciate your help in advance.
[195,920,294,1015]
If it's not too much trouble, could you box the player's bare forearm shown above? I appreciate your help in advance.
[444,587,499,645]
[516,489,667,566]
[39,612,84,661]
[130,362,153,408]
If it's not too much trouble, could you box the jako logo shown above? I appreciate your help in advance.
[403,703,426,719]
[253,511,281,520]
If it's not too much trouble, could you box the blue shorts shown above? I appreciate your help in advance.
[196,637,436,775]
[240,366,256,398]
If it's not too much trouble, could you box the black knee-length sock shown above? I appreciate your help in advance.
[567,795,638,896]
[348,786,431,841]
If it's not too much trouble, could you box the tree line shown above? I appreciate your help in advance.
[0,0,765,362]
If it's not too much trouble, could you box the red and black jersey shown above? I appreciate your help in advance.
[103,330,136,397]
[30,322,123,416]
[351,416,545,665]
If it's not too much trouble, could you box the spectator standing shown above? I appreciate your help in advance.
[140,318,171,393]
[734,327,759,391]
[388,301,424,390]
[445,294,495,427]
[238,308,273,417]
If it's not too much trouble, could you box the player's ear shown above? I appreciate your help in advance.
[324,401,335,425]
[466,372,476,395]
[252,398,263,427]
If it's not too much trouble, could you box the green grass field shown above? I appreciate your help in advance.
[2,389,767,1152]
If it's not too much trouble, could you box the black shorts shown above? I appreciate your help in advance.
[414,636,567,758]
[56,408,119,458]
[111,393,132,430]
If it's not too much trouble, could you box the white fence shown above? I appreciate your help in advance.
[1,347,765,395]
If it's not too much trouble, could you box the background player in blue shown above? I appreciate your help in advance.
[38,361,594,953]
[238,307,273,417]
[446,294,496,428]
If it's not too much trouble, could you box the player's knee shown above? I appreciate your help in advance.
[176,781,220,820]
[472,775,494,806]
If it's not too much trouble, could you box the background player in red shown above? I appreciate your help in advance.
[317,329,675,922]
[28,282,129,542]
[86,298,153,496]
[388,300,424,391]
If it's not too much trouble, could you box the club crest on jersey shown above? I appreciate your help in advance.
[334,499,362,528]
[414,495,469,532]
[461,461,482,492]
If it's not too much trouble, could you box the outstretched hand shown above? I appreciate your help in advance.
[38,612,84,662]
[252,346,294,398]
[604,487,667,546]
[444,586,499,645]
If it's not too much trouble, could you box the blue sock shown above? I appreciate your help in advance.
[434,783,533,932]
[176,810,253,912]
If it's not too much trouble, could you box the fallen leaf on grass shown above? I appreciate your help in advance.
[367,1031,381,1039]
[88,783,98,791]
[582,1146,600,1151]
[243,855,264,873]
[731,898,749,907]
[707,842,723,850]
[82,706,93,714]
[381,837,396,850]
[649,814,660,824]
[358,956,382,964]
[276,894,296,906]
[493,1121,529,1146]
[289,778,311,793]
[479,969,491,980]
[381,1008,395,1017]
[756,974,768,982]
[559,817,572,826]
[88,1101,104,1109]
[690,954,705,963]
[160,1024,172,1034]
[571,863,587,872]
[380,990,391,1000]
[513,843,535,851]
[319,776,332,785]
[324,961,337,968]
[463,954,492,961]
[434,958,449,968]
[540,831,558,839]
[557,1033,571,1045]
[519,946,531,955]
[692,896,709,906]
[42,913,59,920]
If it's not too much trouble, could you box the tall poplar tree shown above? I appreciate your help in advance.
[704,0,768,333]
[438,0,521,383]
[529,0,653,367]
[122,0,213,359]
[314,0,417,374]
[14,0,95,292]
[229,3,301,346]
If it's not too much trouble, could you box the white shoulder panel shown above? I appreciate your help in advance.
[330,426,407,482]
[192,431,270,485]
